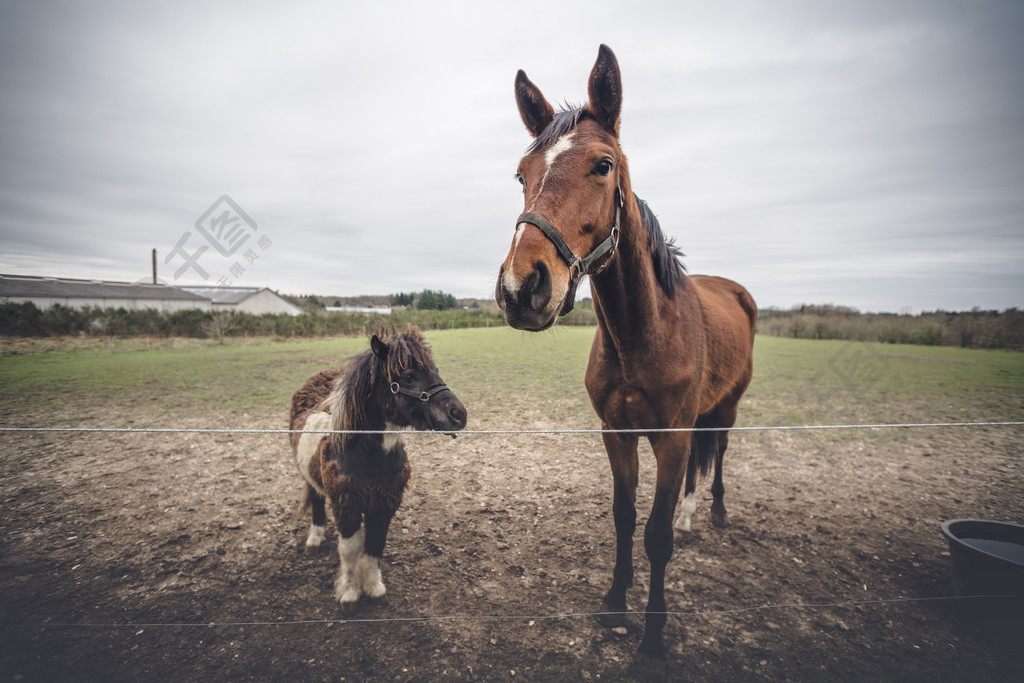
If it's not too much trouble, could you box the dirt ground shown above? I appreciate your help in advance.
[2,382,1023,680]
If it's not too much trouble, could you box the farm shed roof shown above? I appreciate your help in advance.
[177,286,263,305]
[0,274,209,302]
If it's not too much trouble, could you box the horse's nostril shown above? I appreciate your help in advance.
[449,403,467,424]
[528,261,552,311]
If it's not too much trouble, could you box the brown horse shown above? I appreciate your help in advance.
[495,45,756,668]
[289,326,467,613]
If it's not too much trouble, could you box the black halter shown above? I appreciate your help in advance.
[389,379,457,438]
[514,185,622,316]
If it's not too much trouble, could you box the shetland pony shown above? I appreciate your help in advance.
[495,46,756,668]
[289,327,467,613]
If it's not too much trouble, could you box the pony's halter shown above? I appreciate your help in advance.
[389,376,457,438]
[514,184,622,316]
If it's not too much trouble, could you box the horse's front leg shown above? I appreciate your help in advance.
[637,431,689,666]
[599,431,639,627]
[359,508,395,606]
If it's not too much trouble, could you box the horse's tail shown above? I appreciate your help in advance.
[687,413,719,485]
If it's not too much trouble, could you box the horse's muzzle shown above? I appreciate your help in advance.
[429,391,468,435]
[495,262,561,332]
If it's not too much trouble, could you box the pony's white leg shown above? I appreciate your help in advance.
[334,528,365,608]
[358,555,386,600]
[305,524,326,549]
[674,492,697,533]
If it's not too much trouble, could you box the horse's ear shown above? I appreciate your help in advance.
[370,335,389,360]
[515,69,554,138]
[587,44,622,136]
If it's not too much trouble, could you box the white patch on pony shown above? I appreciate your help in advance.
[296,412,331,496]
[335,528,366,606]
[305,524,325,549]
[382,422,410,453]
[675,492,698,533]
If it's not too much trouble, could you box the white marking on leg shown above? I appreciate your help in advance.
[675,492,697,533]
[358,555,386,599]
[335,528,365,606]
[296,412,331,496]
[305,524,325,549]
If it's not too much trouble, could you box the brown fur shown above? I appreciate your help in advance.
[497,45,757,664]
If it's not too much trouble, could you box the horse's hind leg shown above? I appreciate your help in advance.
[710,403,739,528]
[305,485,328,551]
[710,431,729,528]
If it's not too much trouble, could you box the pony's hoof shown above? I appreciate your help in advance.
[339,599,360,616]
[366,593,389,609]
[597,600,627,628]
[711,510,729,528]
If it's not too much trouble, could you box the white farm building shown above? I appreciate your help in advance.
[179,286,302,315]
[0,274,211,312]
[0,275,301,316]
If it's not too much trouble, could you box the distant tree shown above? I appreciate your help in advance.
[415,289,456,311]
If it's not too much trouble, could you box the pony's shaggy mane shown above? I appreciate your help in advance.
[327,325,434,449]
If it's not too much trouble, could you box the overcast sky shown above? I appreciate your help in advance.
[1,1,1022,313]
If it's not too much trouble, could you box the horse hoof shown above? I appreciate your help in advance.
[630,651,668,681]
[367,594,389,609]
[339,600,360,617]
[597,600,627,628]
[711,511,729,528]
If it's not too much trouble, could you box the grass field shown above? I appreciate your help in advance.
[2,329,1022,431]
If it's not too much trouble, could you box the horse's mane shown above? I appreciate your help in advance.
[528,105,687,297]
[634,195,687,297]
[327,325,434,448]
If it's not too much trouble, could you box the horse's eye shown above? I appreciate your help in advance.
[593,159,613,177]
[514,172,525,187]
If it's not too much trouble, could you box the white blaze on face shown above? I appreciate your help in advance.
[503,133,576,296]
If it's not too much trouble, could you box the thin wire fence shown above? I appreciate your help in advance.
[2,421,1022,435]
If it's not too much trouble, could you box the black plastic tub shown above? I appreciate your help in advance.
[940,519,1024,623]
